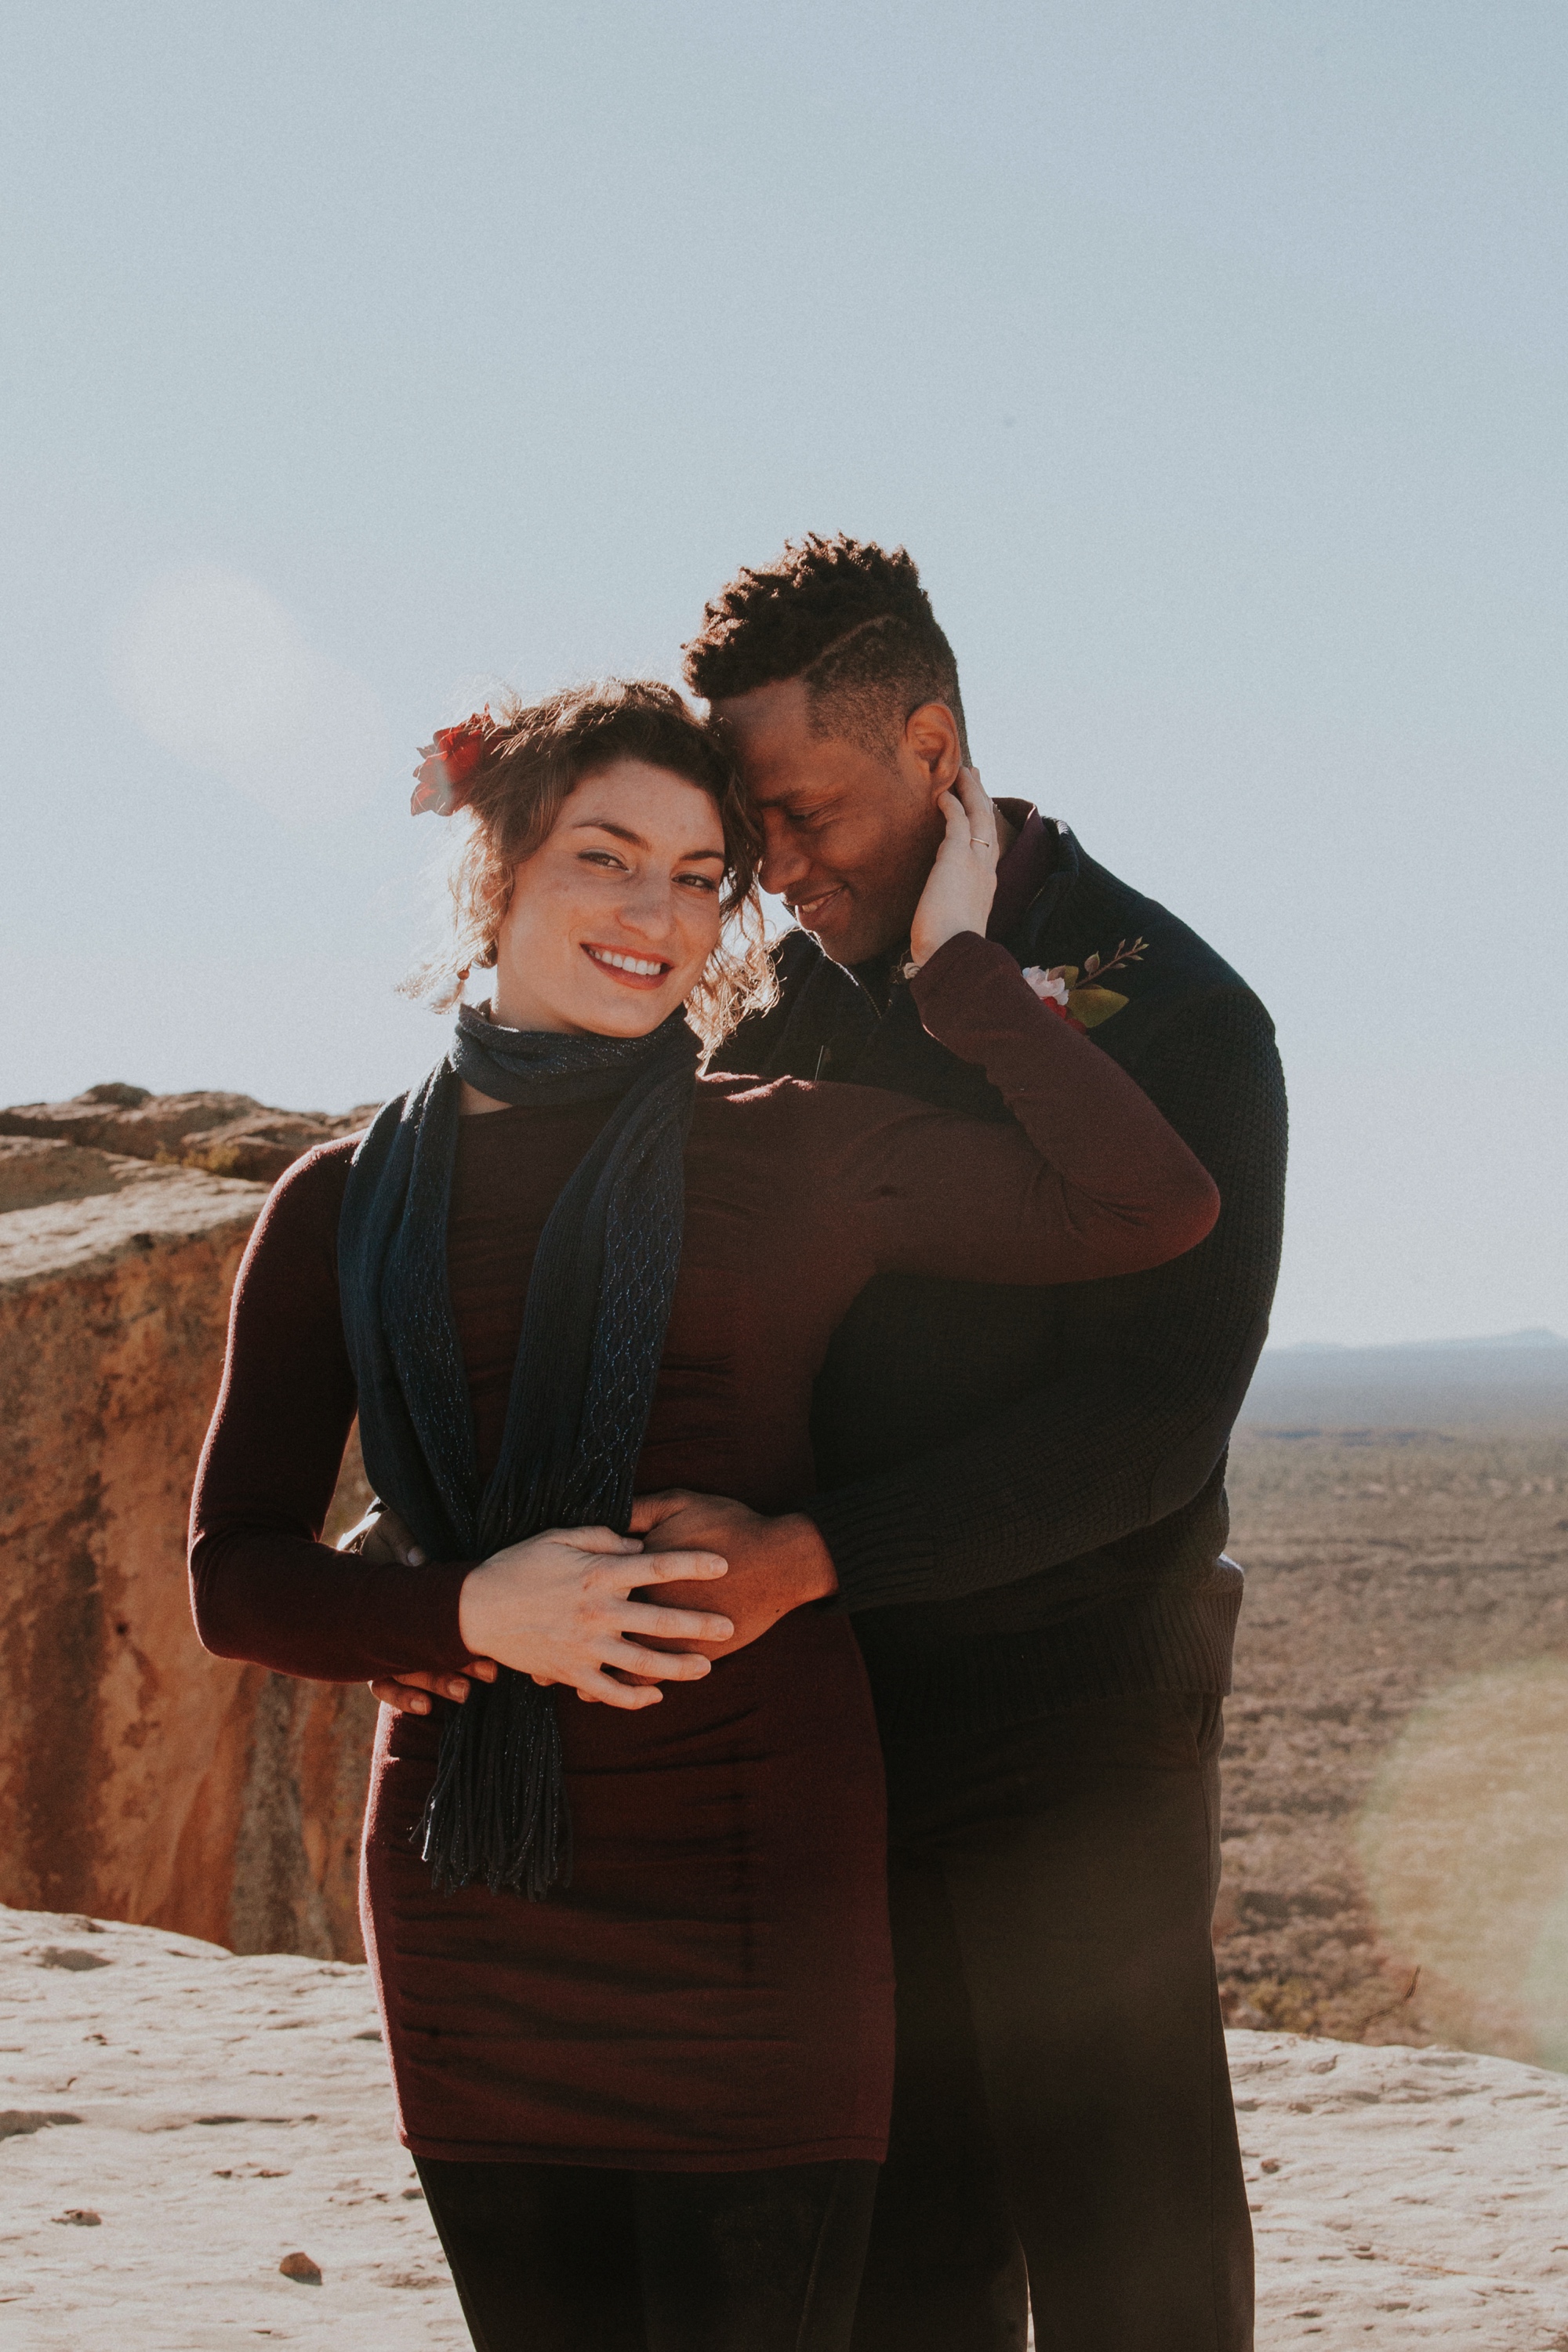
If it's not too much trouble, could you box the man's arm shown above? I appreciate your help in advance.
[804,988,1287,1610]
[636,989,1284,1630]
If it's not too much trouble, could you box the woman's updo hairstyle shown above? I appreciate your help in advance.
[405,678,775,1051]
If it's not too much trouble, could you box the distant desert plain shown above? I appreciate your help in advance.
[1221,1335,1568,2069]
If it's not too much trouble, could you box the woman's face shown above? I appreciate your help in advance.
[489,760,728,1037]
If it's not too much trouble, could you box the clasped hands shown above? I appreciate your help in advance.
[346,1492,838,1718]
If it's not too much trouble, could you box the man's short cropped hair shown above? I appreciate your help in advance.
[682,534,968,761]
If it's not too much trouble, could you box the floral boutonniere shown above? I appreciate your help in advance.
[1022,936,1148,1032]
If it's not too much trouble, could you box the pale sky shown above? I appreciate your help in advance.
[3,2,1563,1346]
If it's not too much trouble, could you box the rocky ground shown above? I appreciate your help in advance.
[1218,1421,1568,2063]
[0,1907,463,2350]
[5,1907,1567,2349]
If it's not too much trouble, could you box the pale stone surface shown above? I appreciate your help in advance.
[3,1907,1566,2349]
[0,1906,462,2349]
[1230,2033,1568,2345]
[0,1137,376,1961]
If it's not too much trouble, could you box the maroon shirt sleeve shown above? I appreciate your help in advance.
[807,931,1220,1283]
[188,1139,475,1684]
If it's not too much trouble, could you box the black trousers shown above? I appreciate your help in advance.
[850,1691,1253,2352]
[416,2153,880,2352]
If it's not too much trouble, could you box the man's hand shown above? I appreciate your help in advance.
[367,1658,500,1715]
[628,1492,838,1655]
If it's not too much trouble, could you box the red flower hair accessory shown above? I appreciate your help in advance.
[411,708,495,816]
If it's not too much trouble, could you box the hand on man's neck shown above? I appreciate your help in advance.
[858,798,1021,1002]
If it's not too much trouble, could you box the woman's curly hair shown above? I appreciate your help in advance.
[404,679,775,1052]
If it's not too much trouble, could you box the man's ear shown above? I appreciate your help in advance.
[902,702,965,797]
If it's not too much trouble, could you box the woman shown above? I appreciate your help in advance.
[190,680,1218,2352]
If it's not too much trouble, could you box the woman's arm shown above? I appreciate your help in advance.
[838,932,1221,1284]
[800,773,1216,1288]
[189,1145,477,1683]
[191,1144,734,1697]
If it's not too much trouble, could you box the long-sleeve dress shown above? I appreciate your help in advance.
[189,933,1218,2172]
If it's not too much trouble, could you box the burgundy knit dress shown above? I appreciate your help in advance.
[190,934,1218,2172]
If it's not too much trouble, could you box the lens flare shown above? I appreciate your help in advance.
[111,566,390,828]
[1356,1660,1568,2068]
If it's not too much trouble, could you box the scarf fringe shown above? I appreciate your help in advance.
[419,1670,572,1900]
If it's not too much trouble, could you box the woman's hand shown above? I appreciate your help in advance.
[456,1526,732,1711]
[907,771,1006,974]
[908,767,1000,971]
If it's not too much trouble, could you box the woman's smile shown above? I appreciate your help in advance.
[581,942,676,987]
[481,759,728,1040]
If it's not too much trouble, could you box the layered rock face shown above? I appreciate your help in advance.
[0,1089,379,1962]
[0,1079,379,1185]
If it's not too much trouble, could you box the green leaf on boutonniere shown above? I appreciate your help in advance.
[1066,985,1129,1029]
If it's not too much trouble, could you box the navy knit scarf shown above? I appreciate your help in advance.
[339,1000,699,1898]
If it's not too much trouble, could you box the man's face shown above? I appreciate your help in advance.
[713,677,949,967]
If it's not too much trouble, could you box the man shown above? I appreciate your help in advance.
[376,536,1285,2348]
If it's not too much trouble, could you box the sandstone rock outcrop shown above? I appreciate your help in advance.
[0,1096,378,1963]
[0,1082,380,1186]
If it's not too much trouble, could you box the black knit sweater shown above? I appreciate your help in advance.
[713,805,1289,1738]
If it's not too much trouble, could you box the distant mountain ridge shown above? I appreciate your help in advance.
[1272,1328,1565,1357]
[1244,1330,1568,1432]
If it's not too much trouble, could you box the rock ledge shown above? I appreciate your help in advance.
[2,1907,1566,2348]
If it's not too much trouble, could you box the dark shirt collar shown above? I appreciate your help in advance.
[851,798,1065,1009]
[987,800,1061,944]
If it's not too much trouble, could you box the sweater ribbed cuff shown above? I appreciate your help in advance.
[906,928,1010,1031]
[860,1574,1244,1741]
[804,1484,938,1613]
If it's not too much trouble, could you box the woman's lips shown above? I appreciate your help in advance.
[582,943,673,990]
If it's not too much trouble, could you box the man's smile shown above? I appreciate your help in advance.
[785,884,844,931]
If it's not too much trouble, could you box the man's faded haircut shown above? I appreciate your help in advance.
[682,534,969,763]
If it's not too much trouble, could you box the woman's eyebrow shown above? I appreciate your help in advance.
[568,817,648,847]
